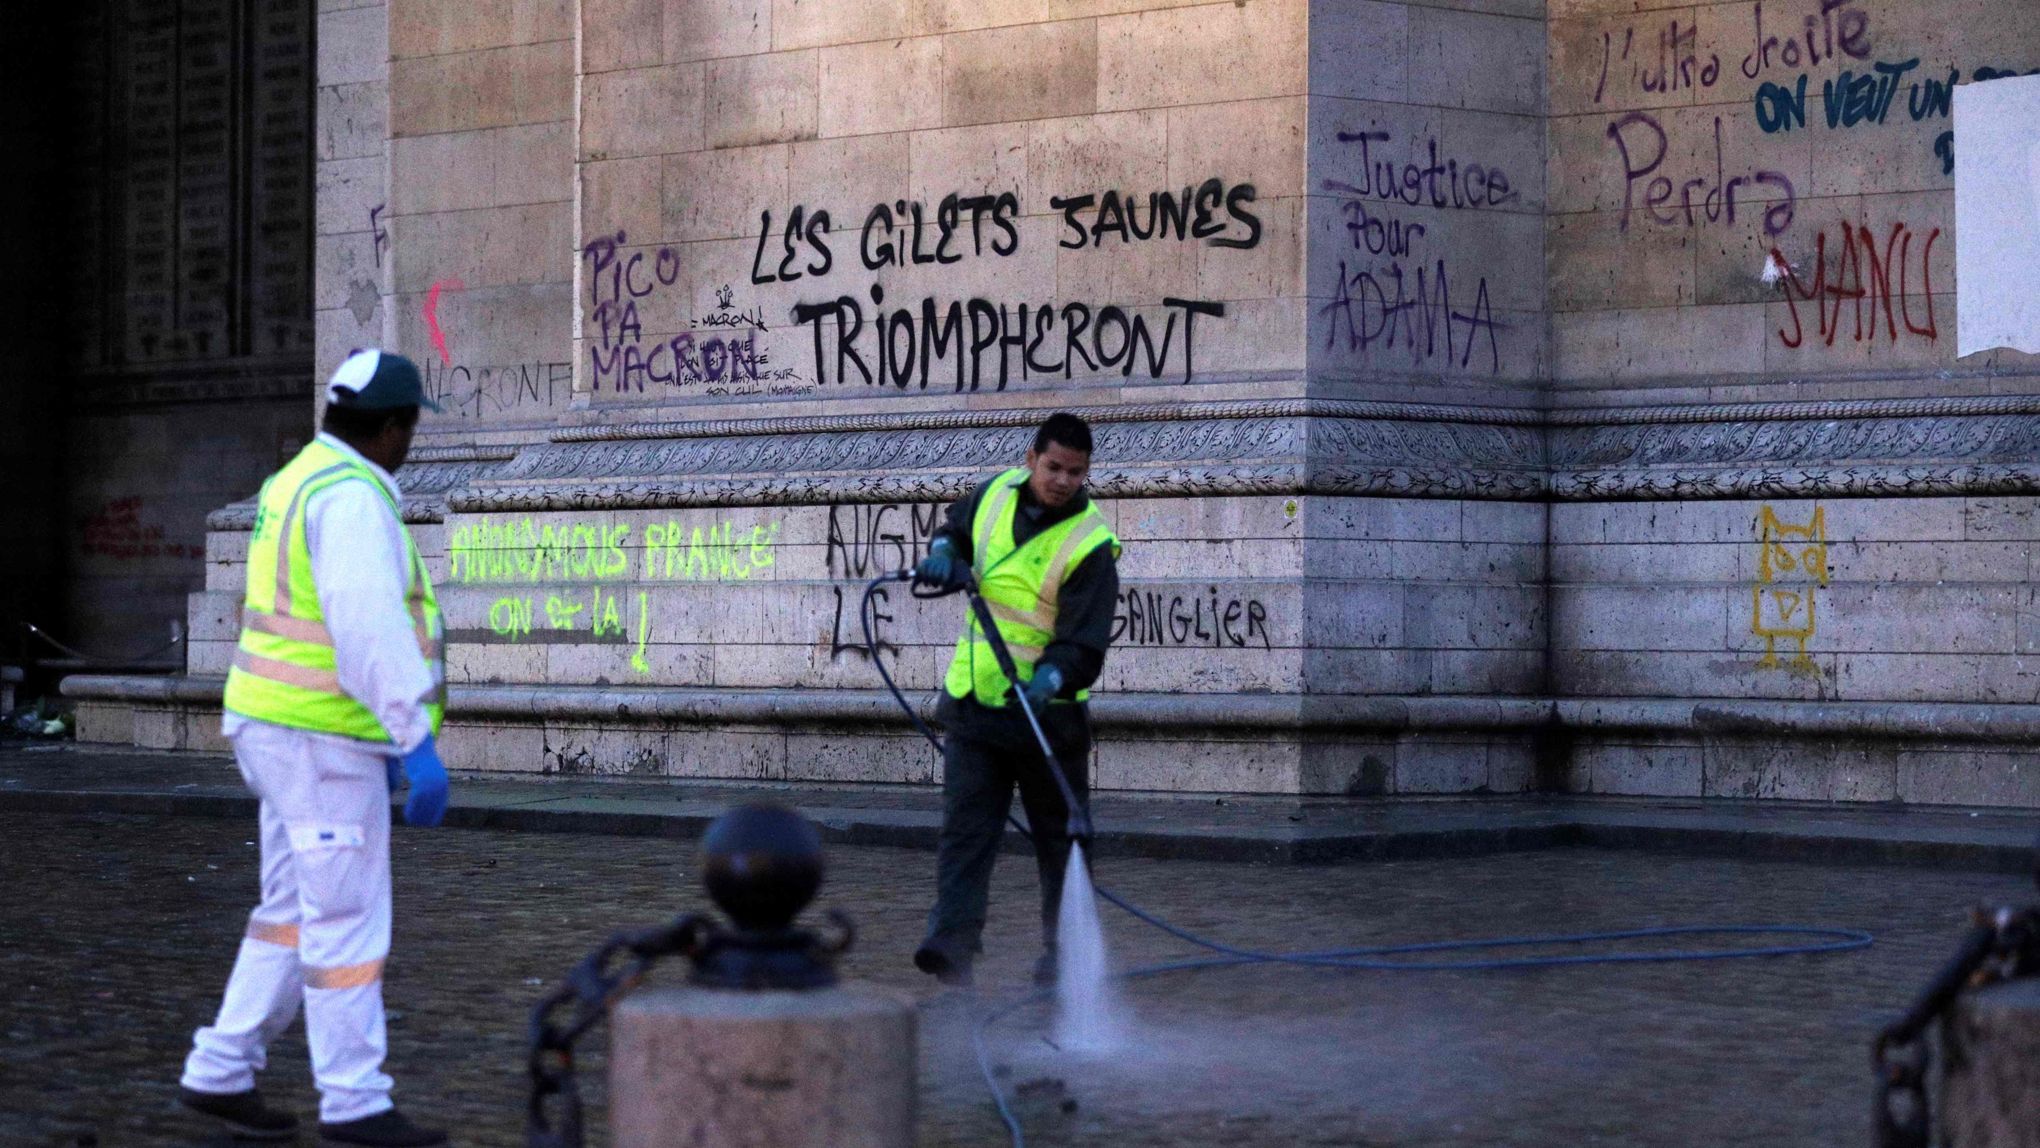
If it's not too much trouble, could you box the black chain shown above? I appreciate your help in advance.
[527,915,708,1148]
[1872,906,2040,1148]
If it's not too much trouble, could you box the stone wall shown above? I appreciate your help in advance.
[1309,0,1548,404]
[1547,0,2040,400]
[1543,0,2040,802]
[65,0,2040,808]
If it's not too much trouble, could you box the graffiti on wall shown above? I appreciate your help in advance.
[80,497,192,561]
[584,234,806,396]
[1754,57,2040,174]
[1574,0,2038,366]
[1752,505,1830,671]
[586,179,1253,397]
[450,514,784,676]
[422,358,573,419]
[1770,220,1940,350]
[447,515,781,585]
[822,501,943,661]
[1317,130,1514,374]
[1111,587,1272,650]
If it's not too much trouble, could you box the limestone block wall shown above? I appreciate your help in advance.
[1540,0,2040,802]
[571,0,1311,413]
[1308,0,1550,405]
[315,0,394,398]
[87,0,2040,808]
[318,0,579,436]
[1546,0,2040,402]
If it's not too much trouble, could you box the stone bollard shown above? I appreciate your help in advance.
[607,803,916,1148]
[1940,978,2040,1148]
[611,985,915,1148]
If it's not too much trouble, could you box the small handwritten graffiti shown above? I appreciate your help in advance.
[1751,505,1829,671]
[81,497,191,561]
[1771,221,1939,351]
[487,587,654,673]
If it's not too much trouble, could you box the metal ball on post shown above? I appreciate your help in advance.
[528,803,915,1148]
[612,804,915,1148]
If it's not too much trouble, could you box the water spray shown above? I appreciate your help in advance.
[861,572,1876,1148]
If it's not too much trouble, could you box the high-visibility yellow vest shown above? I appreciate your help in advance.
[223,438,446,742]
[942,468,1120,708]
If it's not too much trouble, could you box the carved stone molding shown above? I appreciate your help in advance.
[206,451,518,529]
[550,397,1543,444]
[1550,408,2040,499]
[201,395,2040,526]
[455,407,1547,511]
[1548,393,2040,426]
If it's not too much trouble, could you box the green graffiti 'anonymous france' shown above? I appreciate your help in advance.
[447,516,780,584]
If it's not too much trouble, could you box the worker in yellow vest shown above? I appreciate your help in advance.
[179,350,451,1148]
[911,413,1121,989]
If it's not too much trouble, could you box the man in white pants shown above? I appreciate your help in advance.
[179,350,452,1147]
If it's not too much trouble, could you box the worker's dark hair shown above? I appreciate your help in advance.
[1032,412,1093,456]
[320,401,420,445]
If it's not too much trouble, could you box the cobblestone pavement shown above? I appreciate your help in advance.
[1,809,2030,1148]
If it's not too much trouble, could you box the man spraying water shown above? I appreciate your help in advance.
[910,413,1122,992]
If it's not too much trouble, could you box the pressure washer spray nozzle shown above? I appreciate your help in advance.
[1067,808,1094,846]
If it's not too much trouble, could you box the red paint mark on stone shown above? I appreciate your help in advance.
[424,278,466,366]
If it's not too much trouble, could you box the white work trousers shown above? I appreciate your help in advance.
[181,721,396,1123]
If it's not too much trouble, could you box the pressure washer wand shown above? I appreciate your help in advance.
[959,577,1095,845]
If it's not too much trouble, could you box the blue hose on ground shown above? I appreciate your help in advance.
[974,917,1873,1148]
[862,575,1877,1147]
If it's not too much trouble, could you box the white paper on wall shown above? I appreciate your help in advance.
[1955,73,2040,357]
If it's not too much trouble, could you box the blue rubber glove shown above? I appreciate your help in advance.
[912,536,964,590]
[385,756,402,793]
[399,733,449,827]
[1017,664,1064,711]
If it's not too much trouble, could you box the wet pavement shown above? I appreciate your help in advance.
[2,803,2033,1147]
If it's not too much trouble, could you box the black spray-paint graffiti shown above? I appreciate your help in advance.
[824,502,943,661]
[794,289,1225,391]
[1111,587,1271,650]
[754,182,1255,388]
[369,204,388,268]
[422,359,572,418]
[1050,179,1263,249]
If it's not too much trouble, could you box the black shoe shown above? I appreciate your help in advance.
[913,936,975,987]
[178,1086,299,1141]
[1033,948,1059,988]
[319,1108,447,1146]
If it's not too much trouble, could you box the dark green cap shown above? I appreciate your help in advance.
[326,349,441,412]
